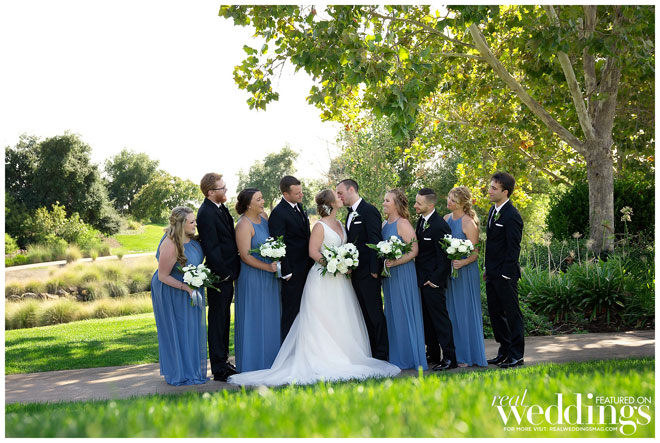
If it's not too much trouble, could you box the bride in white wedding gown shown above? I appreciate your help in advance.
[228,190,400,386]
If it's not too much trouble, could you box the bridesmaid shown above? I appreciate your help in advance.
[382,189,428,370]
[444,186,487,367]
[151,206,208,385]
[234,188,282,372]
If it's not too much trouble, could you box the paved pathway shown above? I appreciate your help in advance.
[5,330,654,405]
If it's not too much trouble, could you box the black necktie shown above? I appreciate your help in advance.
[294,205,305,222]
[416,217,424,236]
[488,209,495,229]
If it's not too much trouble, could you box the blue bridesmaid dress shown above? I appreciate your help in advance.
[382,219,428,370]
[234,216,282,372]
[445,215,488,366]
[151,236,209,385]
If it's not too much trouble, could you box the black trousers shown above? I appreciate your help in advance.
[486,276,525,360]
[420,285,456,363]
[352,274,389,361]
[207,280,234,375]
[280,271,307,343]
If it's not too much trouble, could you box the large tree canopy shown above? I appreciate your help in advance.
[5,133,121,234]
[104,149,160,213]
[219,5,654,252]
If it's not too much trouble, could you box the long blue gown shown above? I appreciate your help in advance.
[234,216,282,372]
[151,236,209,385]
[445,215,488,366]
[382,219,428,370]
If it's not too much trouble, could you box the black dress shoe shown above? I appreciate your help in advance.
[432,359,458,371]
[487,354,508,365]
[213,372,229,382]
[499,357,524,369]
[225,363,238,376]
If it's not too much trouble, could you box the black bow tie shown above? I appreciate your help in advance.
[347,207,353,213]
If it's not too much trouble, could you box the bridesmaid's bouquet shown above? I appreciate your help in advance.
[366,236,416,277]
[179,263,222,307]
[319,243,359,277]
[439,235,475,279]
[249,235,286,277]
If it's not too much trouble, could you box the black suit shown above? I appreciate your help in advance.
[345,199,388,360]
[196,198,240,376]
[485,200,524,360]
[414,210,456,363]
[268,198,313,342]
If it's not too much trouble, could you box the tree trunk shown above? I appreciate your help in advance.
[585,140,615,254]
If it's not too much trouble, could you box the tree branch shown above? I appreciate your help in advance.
[581,5,598,121]
[367,9,477,50]
[467,23,586,155]
[543,5,596,141]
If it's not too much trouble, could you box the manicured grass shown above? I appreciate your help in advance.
[5,309,235,374]
[112,224,166,253]
[5,358,654,437]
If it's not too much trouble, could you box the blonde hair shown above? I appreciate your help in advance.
[164,206,194,266]
[315,189,335,217]
[449,186,479,226]
[387,189,410,221]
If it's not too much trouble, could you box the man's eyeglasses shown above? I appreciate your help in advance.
[211,186,227,192]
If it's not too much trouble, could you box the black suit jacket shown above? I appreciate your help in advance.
[414,210,452,289]
[268,198,312,278]
[345,199,382,278]
[196,198,240,281]
[485,200,523,280]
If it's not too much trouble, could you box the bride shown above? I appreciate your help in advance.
[228,189,401,386]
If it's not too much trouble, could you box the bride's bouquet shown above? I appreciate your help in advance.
[439,234,475,279]
[179,263,223,307]
[249,235,286,277]
[366,235,416,277]
[319,243,359,277]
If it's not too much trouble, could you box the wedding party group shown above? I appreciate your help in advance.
[150,171,524,387]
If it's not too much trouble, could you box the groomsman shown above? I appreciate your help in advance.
[269,175,313,342]
[336,179,389,361]
[413,188,457,370]
[196,172,240,381]
[484,172,525,369]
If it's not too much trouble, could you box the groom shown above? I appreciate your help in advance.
[413,187,457,370]
[269,175,313,342]
[336,179,389,361]
[484,172,525,369]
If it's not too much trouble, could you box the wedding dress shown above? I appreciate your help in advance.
[228,221,401,386]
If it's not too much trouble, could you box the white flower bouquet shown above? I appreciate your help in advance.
[319,243,359,277]
[178,263,222,307]
[367,235,416,277]
[249,235,286,277]
[439,234,475,278]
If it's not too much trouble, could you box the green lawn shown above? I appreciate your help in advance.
[5,310,234,374]
[112,224,166,253]
[5,358,654,438]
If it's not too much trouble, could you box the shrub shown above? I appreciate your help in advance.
[91,299,120,319]
[569,258,626,324]
[546,177,654,241]
[23,280,45,295]
[45,279,62,294]
[80,283,108,301]
[116,250,125,260]
[25,244,53,264]
[104,282,129,298]
[5,233,19,255]
[6,254,28,267]
[38,299,81,325]
[127,272,152,293]
[7,300,40,329]
[519,268,581,322]
[89,249,99,261]
[101,264,123,282]
[5,283,24,296]
[65,246,82,263]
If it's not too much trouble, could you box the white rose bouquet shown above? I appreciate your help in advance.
[249,235,286,277]
[439,234,475,279]
[367,235,416,277]
[178,263,222,307]
[319,243,359,277]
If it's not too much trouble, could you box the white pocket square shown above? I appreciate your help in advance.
[495,223,504,227]
[353,221,362,224]
[423,237,432,241]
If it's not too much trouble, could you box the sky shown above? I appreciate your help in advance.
[0,1,341,197]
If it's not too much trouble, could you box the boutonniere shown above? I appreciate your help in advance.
[353,211,360,219]
[494,212,501,222]
[423,220,430,231]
